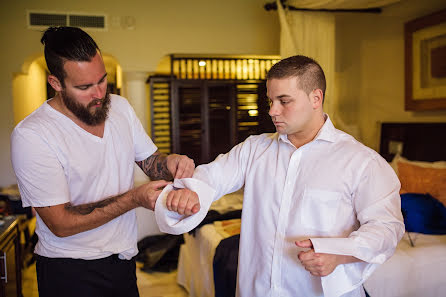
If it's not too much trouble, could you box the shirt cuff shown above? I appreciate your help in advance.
[311,237,356,256]
[311,237,387,263]
[311,237,379,297]
[154,178,216,235]
[320,262,377,297]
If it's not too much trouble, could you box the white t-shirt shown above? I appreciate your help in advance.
[11,94,157,260]
[156,116,404,297]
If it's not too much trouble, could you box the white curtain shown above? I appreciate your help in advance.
[276,0,400,134]
[286,0,401,9]
[277,1,336,120]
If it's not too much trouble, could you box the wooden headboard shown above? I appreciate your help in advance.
[380,122,446,162]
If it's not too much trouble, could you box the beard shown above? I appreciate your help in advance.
[61,90,111,126]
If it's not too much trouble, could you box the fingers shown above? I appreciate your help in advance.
[298,250,334,277]
[149,189,164,210]
[295,239,313,249]
[149,179,171,190]
[298,250,322,275]
[174,156,195,179]
[191,203,200,214]
[166,189,200,215]
[166,191,178,212]
[134,181,170,210]
[298,249,315,262]
[167,154,195,179]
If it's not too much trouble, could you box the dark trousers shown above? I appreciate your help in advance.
[36,254,139,297]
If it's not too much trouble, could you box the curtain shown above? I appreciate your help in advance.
[276,0,401,136]
[286,0,401,9]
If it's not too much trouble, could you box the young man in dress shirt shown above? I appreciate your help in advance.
[162,55,404,297]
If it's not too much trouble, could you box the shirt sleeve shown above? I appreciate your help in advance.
[154,178,216,234]
[154,137,252,234]
[125,98,157,161]
[193,138,251,200]
[310,156,405,297]
[11,128,71,207]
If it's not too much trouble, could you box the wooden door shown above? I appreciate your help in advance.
[171,80,236,164]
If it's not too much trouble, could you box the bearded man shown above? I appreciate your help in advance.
[11,26,199,297]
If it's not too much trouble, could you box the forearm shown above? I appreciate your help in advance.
[136,151,173,181]
[310,221,403,264]
[36,189,139,237]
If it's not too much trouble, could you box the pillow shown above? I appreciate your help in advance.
[397,162,446,205]
[390,155,446,206]
[390,154,446,176]
[401,193,446,235]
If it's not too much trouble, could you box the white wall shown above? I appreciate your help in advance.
[0,0,280,187]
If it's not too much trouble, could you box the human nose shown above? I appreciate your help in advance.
[268,101,279,117]
[91,84,106,99]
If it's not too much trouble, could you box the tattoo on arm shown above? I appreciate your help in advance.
[64,195,120,215]
[136,152,173,181]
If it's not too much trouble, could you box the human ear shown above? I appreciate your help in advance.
[47,75,63,92]
[310,89,324,109]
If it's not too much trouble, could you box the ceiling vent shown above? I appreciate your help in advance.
[27,11,107,30]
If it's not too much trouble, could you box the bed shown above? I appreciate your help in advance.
[176,122,446,297]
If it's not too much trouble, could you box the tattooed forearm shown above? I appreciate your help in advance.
[136,152,173,181]
[64,195,121,215]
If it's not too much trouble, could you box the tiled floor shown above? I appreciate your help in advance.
[21,262,189,297]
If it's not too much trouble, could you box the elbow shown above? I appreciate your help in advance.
[46,222,73,238]
[53,230,72,238]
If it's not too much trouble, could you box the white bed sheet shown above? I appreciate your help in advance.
[177,224,223,297]
[364,232,446,297]
[177,190,243,297]
[178,227,446,297]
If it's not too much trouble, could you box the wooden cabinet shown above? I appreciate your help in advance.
[0,217,21,297]
[172,80,237,164]
[170,80,275,165]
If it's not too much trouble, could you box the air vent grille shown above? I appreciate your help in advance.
[29,13,67,26]
[28,11,107,30]
[69,15,105,28]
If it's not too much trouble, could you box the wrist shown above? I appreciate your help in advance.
[128,187,141,208]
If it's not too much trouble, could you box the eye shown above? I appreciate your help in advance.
[280,100,289,105]
[77,86,90,91]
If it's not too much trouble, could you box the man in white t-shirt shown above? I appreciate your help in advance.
[11,26,199,297]
[162,55,404,297]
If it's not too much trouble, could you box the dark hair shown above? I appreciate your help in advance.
[267,55,326,99]
[41,26,100,86]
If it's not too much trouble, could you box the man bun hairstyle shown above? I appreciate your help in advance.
[41,26,100,86]
[267,55,326,99]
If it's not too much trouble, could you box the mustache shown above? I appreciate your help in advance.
[87,95,109,108]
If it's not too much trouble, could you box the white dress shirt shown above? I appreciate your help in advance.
[156,116,404,297]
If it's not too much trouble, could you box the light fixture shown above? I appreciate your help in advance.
[198,60,206,67]
[248,110,258,116]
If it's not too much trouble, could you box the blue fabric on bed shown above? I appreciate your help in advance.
[401,193,446,234]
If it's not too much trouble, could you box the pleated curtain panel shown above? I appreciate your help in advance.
[275,0,401,129]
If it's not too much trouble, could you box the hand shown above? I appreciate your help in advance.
[134,180,171,210]
[295,239,341,277]
[166,188,200,216]
[166,154,195,179]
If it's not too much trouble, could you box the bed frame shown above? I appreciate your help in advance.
[379,122,446,162]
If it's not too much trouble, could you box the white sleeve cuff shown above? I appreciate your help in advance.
[320,262,377,297]
[311,237,378,297]
[154,178,216,235]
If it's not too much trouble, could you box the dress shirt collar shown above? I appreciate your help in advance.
[278,114,337,145]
